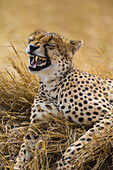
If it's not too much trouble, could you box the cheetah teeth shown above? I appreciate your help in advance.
[35,56,46,61]
[39,62,46,66]
[31,59,34,65]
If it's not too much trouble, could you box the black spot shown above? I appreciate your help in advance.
[46,105,52,110]
[93,90,96,93]
[84,100,88,104]
[94,103,98,106]
[72,111,76,114]
[90,129,94,132]
[65,94,68,97]
[79,76,83,78]
[84,96,87,98]
[32,114,37,119]
[41,92,45,95]
[77,81,80,84]
[75,143,81,147]
[61,105,65,109]
[34,135,39,139]
[96,124,100,127]
[24,150,26,154]
[80,113,84,116]
[60,101,62,104]
[79,103,82,107]
[79,117,84,122]
[61,84,64,88]
[85,87,89,90]
[59,163,62,167]
[93,111,99,115]
[68,91,71,95]
[68,105,71,109]
[65,110,70,114]
[106,122,110,125]
[80,97,83,100]
[87,138,91,141]
[102,110,107,113]
[87,93,91,96]
[26,134,31,140]
[92,116,96,119]
[74,90,77,93]
[97,107,101,110]
[71,151,75,155]
[23,158,26,162]
[89,106,93,109]
[67,149,71,152]
[98,94,102,97]
[65,157,71,160]
[75,107,78,111]
[64,98,67,103]
[88,118,92,121]
[61,94,63,98]
[86,112,91,116]
[99,127,104,130]
[68,116,73,121]
[76,148,81,151]
[84,107,87,110]
[70,99,73,102]
[74,95,78,99]
[88,98,92,101]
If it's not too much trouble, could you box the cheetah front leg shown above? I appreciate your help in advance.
[56,115,113,169]
[14,94,59,170]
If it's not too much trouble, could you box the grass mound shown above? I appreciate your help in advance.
[0,45,113,169]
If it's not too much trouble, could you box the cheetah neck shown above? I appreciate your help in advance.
[39,64,75,94]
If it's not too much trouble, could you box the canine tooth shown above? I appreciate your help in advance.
[35,56,38,60]
[31,58,34,64]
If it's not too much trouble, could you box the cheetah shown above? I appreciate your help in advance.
[14,30,113,169]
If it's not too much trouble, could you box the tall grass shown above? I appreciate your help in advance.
[0,44,112,169]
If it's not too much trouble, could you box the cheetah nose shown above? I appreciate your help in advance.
[26,44,39,54]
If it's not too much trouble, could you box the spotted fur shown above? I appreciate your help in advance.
[14,30,113,169]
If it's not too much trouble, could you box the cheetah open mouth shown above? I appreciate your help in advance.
[29,55,51,71]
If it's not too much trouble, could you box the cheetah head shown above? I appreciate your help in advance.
[26,30,83,78]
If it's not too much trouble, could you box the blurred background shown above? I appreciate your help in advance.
[0,0,113,75]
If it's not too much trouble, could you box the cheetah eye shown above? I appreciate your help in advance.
[47,43,57,49]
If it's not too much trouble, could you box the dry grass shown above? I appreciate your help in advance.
[0,45,113,169]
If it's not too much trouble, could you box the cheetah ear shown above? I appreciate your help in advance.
[69,40,83,55]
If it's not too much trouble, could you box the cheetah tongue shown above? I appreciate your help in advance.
[30,56,47,67]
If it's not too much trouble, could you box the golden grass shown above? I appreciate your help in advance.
[0,45,113,169]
